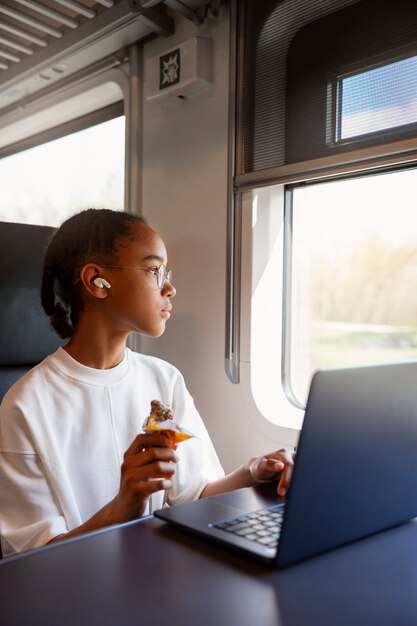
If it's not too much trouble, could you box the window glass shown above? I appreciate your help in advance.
[286,168,417,406]
[339,55,417,140]
[0,116,125,226]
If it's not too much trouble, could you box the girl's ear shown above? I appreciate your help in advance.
[79,264,110,299]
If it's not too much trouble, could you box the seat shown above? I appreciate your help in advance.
[0,221,63,403]
[0,221,63,558]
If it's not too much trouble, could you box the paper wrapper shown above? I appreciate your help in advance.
[142,400,194,447]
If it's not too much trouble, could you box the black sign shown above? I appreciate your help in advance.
[159,48,181,90]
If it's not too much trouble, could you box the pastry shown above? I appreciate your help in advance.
[142,400,194,446]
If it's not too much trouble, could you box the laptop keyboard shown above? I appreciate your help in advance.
[211,504,285,549]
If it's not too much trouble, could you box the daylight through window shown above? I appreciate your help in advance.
[286,168,417,406]
[338,55,417,141]
[0,116,125,227]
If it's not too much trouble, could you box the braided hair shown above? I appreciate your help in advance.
[41,208,147,338]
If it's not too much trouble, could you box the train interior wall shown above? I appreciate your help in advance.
[139,8,293,472]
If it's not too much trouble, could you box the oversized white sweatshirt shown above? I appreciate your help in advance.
[0,347,224,556]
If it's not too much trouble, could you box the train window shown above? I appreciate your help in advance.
[337,54,417,142]
[284,0,417,163]
[234,0,417,427]
[284,167,417,407]
[0,115,125,226]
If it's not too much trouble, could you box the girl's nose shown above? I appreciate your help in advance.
[163,280,176,297]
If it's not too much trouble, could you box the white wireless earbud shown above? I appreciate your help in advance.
[93,277,111,289]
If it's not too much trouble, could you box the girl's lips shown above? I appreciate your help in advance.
[161,308,171,319]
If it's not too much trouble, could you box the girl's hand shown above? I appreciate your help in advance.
[111,432,179,521]
[248,448,296,496]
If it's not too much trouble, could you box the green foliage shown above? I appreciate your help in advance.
[311,236,417,325]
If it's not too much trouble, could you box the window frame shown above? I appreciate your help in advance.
[0,46,142,215]
[0,102,123,161]
[229,0,417,439]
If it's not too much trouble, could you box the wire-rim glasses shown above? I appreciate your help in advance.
[100,264,173,290]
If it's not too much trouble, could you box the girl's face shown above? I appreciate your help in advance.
[99,224,176,338]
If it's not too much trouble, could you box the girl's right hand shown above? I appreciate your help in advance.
[111,432,179,522]
[48,432,178,547]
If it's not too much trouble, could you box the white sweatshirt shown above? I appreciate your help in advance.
[0,347,224,556]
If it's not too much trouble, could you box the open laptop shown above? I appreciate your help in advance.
[155,362,417,567]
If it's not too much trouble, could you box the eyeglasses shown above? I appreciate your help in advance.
[100,264,173,290]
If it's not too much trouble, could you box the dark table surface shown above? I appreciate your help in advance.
[1,512,417,625]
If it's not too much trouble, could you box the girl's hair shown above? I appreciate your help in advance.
[41,208,148,338]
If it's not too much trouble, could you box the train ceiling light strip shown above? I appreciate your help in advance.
[0,49,20,63]
[0,0,216,88]
[0,5,63,38]
[13,0,80,29]
[0,1,174,89]
[52,0,97,19]
[0,34,34,55]
[0,19,48,47]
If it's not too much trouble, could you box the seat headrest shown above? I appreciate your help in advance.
[0,221,63,367]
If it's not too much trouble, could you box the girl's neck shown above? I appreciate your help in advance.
[63,325,129,370]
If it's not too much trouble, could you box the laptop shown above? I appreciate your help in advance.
[155,362,417,567]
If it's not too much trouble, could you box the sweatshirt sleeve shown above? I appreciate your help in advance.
[0,400,68,557]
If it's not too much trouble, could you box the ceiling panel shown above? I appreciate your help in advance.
[0,0,218,113]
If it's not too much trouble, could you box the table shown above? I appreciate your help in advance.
[1,506,417,625]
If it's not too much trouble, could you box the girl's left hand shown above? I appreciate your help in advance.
[248,449,296,496]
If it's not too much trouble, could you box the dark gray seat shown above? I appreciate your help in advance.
[0,221,64,558]
[0,221,63,403]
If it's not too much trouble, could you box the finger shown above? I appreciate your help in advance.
[262,458,284,477]
[143,460,178,480]
[125,432,175,456]
[123,449,179,475]
[134,476,173,497]
[277,462,294,496]
[264,449,294,464]
[122,460,177,491]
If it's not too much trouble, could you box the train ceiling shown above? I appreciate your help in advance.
[0,0,220,112]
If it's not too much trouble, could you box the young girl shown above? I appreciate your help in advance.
[0,209,294,556]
